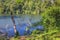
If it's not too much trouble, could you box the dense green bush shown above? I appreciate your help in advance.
[41,6,60,32]
[26,6,60,40]
[0,0,59,16]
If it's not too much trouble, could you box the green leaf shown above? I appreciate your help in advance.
[16,0,23,4]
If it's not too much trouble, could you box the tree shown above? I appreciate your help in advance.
[11,12,16,33]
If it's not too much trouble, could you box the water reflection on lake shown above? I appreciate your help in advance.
[0,15,41,28]
[0,14,42,36]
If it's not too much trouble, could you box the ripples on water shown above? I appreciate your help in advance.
[0,15,43,36]
[0,15,42,28]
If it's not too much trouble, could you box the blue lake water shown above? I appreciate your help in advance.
[0,15,43,37]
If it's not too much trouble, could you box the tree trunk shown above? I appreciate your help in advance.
[11,13,16,33]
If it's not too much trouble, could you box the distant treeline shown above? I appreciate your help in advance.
[0,0,60,16]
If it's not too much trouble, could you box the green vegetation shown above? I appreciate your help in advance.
[26,6,60,40]
[0,0,59,16]
[0,0,60,40]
